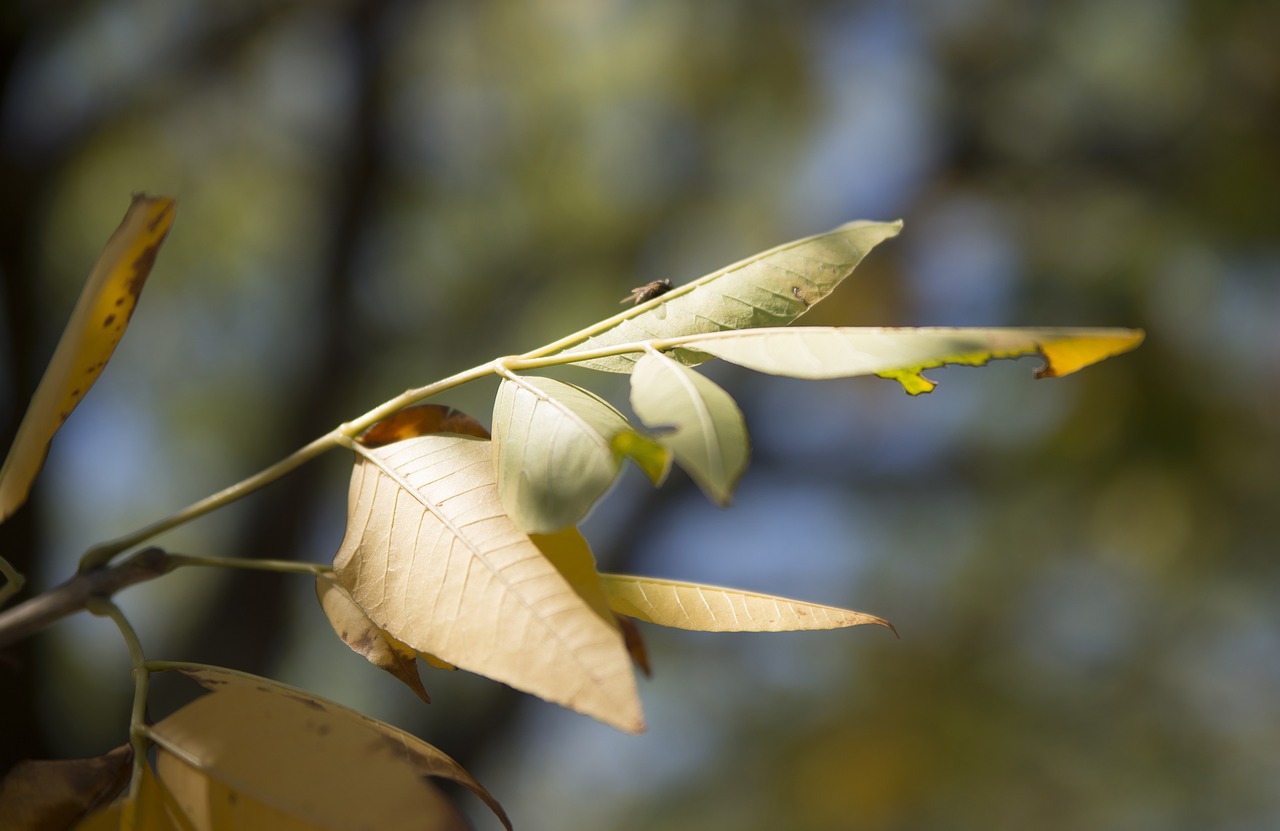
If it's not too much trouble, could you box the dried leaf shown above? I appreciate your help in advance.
[315,573,431,703]
[614,614,652,677]
[600,573,895,634]
[0,745,131,831]
[0,195,176,522]
[148,663,509,831]
[358,404,490,447]
[332,435,644,733]
[548,220,902,373]
[674,326,1145,394]
[630,352,749,505]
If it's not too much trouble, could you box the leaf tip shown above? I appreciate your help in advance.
[1034,328,1145,379]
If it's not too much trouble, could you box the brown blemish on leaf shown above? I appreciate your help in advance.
[281,692,328,713]
[791,286,812,307]
[615,614,651,677]
[146,200,176,233]
[127,242,162,299]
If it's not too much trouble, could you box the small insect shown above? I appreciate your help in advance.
[621,279,673,305]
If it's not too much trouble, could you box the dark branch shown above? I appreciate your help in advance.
[0,547,169,650]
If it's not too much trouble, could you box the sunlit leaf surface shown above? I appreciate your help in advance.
[0,194,176,522]
[492,376,633,533]
[675,326,1145,393]
[315,573,431,703]
[600,574,895,633]
[147,663,509,831]
[630,352,749,505]
[549,220,902,372]
[332,435,644,733]
[0,745,131,831]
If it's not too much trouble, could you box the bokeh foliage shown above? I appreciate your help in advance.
[1,1,1277,829]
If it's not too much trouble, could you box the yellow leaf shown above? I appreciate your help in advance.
[0,745,131,831]
[148,664,510,831]
[333,435,645,733]
[0,194,176,522]
[75,762,186,831]
[600,573,895,634]
[315,573,432,703]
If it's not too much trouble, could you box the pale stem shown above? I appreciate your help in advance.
[86,597,151,798]
[77,333,710,572]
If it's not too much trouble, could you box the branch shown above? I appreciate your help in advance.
[0,547,168,650]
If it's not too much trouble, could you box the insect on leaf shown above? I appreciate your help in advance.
[548,220,902,373]
[0,194,176,523]
[332,435,644,733]
[148,663,510,831]
[629,352,749,506]
[674,326,1145,393]
[600,574,895,634]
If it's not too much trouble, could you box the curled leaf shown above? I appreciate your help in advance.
[630,352,749,505]
[600,573,895,634]
[547,220,902,373]
[492,376,634,533]
[0,194,176,522]
[315,573,431,703]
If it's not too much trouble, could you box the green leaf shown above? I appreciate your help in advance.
[629,352,749,505]
[544,220,902,373]
[491,376,632,533]
[600,574,895,634]
[332,435,644,733]
[673,326,1145,393]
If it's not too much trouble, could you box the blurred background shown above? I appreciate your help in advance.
[2,0,1278,828]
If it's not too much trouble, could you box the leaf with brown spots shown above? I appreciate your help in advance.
[358,404,490,447]
[0,194,176,523]
[315,573,432,703]
[0,744,131,831]
[147,663,511,831]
